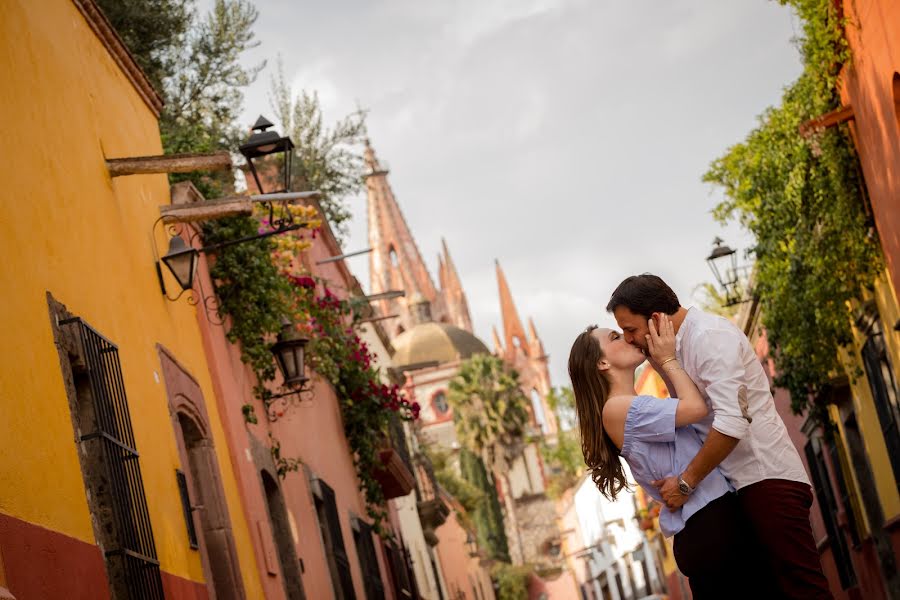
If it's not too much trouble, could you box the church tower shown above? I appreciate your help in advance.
[365,141,440,336]
[437,239,473,332]
[494,261,557,436]
[365,141,474,336]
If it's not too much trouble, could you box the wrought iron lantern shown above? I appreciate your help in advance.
[161,235,200,291]
[271,320,309,389]
[706,237,742,306]
[239,115,294,194]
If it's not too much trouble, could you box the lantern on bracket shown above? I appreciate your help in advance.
[239,115,295,194]
[271,319,310,390]
[160,235,200,292]
[705,237,744,307]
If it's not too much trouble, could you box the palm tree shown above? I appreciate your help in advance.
[448,354,530,475]
[447,354,530,563]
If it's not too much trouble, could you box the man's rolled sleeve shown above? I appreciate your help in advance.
[696,330,751,440]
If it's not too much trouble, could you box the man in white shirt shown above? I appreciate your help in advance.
[608,274,832,599]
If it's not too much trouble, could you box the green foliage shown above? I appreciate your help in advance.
[544,386,576,431]
[703,0,882,413]
[270,434,302,478]
[448,354,530,474]
[95,0,191,92]
[288,276,419,531]
[460,449,510,563]
[491,563,533,600]
[270,60,368,242]
[163,0,265,197]
[540,387,584,498]
[201,216,291,403]
[541,430,583,499]
[424,445,486,516]
[101,0,264,197]
[691,283,740,319]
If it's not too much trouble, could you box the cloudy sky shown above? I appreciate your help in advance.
[229,0,803,386]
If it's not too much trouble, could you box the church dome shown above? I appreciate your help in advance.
[392,322,490,367]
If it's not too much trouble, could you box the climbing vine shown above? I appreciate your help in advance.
[704,0,881,414]
[201,214,292,422]
[203,204,419,531]
[286,274,420,530]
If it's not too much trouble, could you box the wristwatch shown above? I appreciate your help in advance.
[677,475,695,496]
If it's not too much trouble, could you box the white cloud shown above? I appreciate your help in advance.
[229,0,801,387]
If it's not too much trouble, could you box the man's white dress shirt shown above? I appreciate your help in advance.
[674,307,810,490]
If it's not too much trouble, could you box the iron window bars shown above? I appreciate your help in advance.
[176,470,199,549]
[60,317,164,599]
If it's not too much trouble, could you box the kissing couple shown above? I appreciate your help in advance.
[568,274,833,599]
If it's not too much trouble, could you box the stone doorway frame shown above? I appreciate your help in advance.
[157,345,246,600]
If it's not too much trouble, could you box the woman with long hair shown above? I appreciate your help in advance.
[568,315,773,598]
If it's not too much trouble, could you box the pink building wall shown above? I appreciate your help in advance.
[190,199,395,599]
[434,505,495,600]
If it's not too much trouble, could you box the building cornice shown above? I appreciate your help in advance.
[71,0,164,117]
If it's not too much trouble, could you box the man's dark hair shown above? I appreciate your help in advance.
[606,274,680,317]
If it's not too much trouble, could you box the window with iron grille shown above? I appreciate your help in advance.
[312,478,357,600]
[176,470,199,549]
[805,438,857,589]
[353,519,385,600]
[858,312,900,491]
[60,317,165,600]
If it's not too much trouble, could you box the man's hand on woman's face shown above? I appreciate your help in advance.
[645,312,676,364]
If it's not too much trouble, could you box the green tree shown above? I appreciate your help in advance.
[491,563,532,600]
[447,354,530,564]
[459,448,509,562]
[95,0,191,92]
[424,444,485,516]
[703,0,881,414]
[448,354,530,475]
[269,60,368,242]
[691,282,740,319]
[99,0,265,197]
[540,387,585,498]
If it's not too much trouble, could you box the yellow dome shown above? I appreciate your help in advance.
[392,322,490,367]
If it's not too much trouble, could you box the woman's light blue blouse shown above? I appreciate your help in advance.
[620,395,734,537]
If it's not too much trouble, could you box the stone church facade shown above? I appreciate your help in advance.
[364,142,563,571]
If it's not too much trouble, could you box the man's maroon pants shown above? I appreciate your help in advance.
[738,479,833,599]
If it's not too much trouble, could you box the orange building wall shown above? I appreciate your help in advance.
[840,0,900,294]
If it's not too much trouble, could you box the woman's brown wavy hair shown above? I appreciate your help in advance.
[568,325,628,500]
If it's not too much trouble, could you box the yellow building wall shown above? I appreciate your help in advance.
[0,0,262,595]
[838,273,900,523]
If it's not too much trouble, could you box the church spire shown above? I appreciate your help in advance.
[495,260,529,358]
[491,326,504,354]
[438,238,473,333]
[528,317,546,358]
[365,140,441,335]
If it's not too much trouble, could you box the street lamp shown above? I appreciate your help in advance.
[705,237,742,306]
[239,115,295,194]
[271,320,310,390]
[160,235,199,291]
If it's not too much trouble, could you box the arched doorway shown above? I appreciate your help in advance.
[158,347,246,599]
